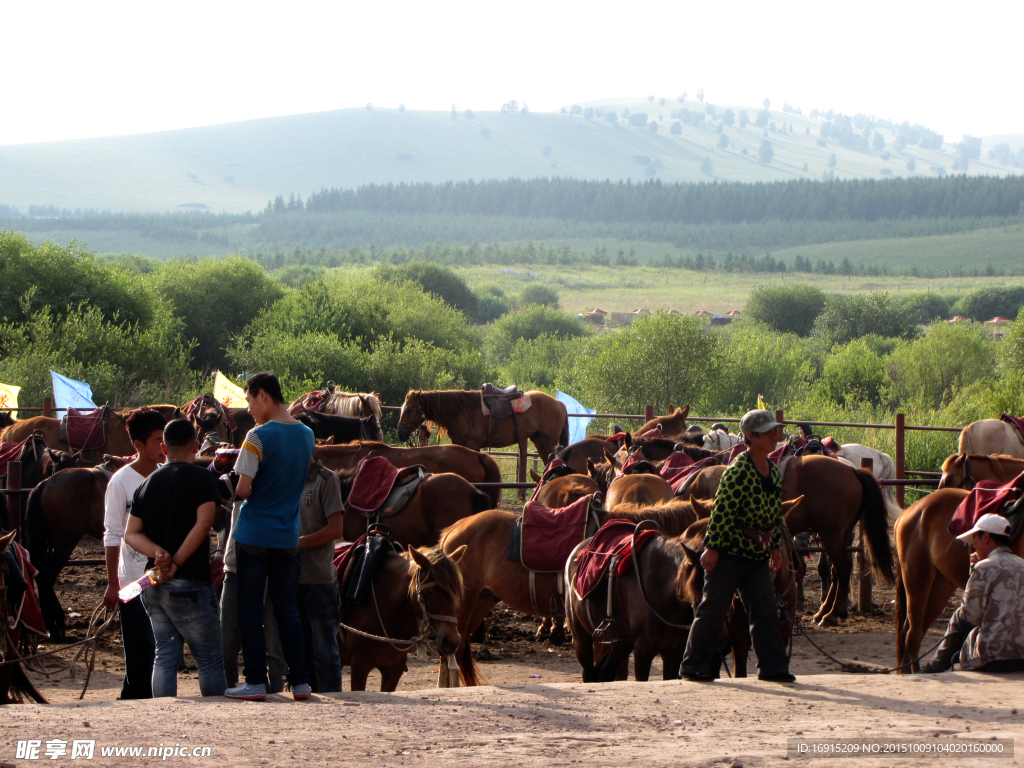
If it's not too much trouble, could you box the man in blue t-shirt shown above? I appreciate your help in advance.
[224,373,315,702]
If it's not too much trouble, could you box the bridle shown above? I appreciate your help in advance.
[945,454,974,489]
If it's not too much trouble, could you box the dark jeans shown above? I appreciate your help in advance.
[929,610,974,669]
[118,595,155,700]
[236,544,307,688]
[297,582,342,693]
[682,554,790,678]
[220,572,287,692]
[143,579,227,698]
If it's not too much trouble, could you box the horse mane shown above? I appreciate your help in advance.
[676,445,723,463]
[413,390,479,427]
[335,466,357,503]
[604,500,697,536]
[410,546,463,611]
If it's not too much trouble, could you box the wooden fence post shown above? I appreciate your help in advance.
[43,397,53,418]
[895,413,906,508]
[8,461,23,546]
[644,405,654,422]
[858,457,874,612]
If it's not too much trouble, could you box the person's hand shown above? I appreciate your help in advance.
[701,548,719,573]
[770,548,783,573]
[969,550,980,569]
[102,582,120,611]
[154,562,177,584]
[153,548,172,570]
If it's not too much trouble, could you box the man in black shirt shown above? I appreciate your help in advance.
[124,419,227,698]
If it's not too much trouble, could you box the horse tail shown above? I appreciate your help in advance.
[559,408,569,451]
[10,663,47,703]
[478,454,501,507]
[894,560,908,672]
[26,482,50,573]
[855,469,895,584]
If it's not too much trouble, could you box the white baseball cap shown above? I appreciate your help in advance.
[956,513,1012,542]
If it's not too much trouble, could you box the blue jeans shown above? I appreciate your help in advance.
[220,572,287,693]
[143,580,227,698]
[118,595,155,700]
[297,583,342,692]
[236,544,307,687]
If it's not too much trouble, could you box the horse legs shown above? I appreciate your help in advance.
[633,643,655,682]
[661,649,684,681]
[727,603,751,678]
[379,662,406,692]
[536,617,553,640]
[456,594,498,686]
[349,660,372,692]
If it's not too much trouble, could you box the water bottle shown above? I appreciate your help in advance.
[118,568,163,602]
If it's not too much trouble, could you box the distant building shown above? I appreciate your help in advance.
[985,317,1013,339]
[948,316,971,323]
[725,310,743,317]
[694,309,713,318]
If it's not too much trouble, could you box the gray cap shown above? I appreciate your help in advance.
[740,409,780,435]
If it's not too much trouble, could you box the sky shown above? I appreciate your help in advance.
[2,0,1021,146]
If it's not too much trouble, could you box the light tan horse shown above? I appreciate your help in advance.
[959,419,1024,459]
[291,389,383,421]
[1,409,135,466]
[636,406,690,440]
[938,453,1024,490]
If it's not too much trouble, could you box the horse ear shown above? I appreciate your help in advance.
[680,405,690,418]
[447,545,468,563]
[529,468,541,482]
[781,495,805,516]
[689,494,713,518]
[586,459,598,479]
[623,433,633,449]
[0,529,16,556]
[602,445,616,463]
[681,541,702,565]
[407,545,432,571]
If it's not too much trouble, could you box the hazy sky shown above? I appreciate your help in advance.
[3,0,1020,146]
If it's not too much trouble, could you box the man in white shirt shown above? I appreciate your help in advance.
[101,408,166,699]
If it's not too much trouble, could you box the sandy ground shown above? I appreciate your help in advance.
[10,537,1016,767]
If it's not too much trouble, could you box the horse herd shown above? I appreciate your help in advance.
[0,390,1022,696]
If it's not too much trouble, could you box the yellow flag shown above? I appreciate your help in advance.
[213,371,246,410]
[0,383,20,420]
[757,394,767,411]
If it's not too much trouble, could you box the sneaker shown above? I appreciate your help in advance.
[292,683,311,701]
[681,671,715,682]
[759,672,796,683]
[224,682,267,701]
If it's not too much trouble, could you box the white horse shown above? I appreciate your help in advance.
[832,443,897,506]
[703,428,741,452]
[958,419,1024,459]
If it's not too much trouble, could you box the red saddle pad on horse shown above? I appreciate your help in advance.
[950,473,1024,538]
[662,456,717,493]
[1001,414,1024,443]
[0,439,26,477]
[289,390,327,416]
[65,407,106,451]
[571,520,659,599]
[10,541,46,636]
[520,495,592,572]
[638,425,663,440]
[347,456,400,514]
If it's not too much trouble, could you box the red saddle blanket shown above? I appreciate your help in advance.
[289,390,327,416]
[0,439,26,477]
[662,456,717,493]
[1001,414,1024,442]
[333,537,363,580]
[638,425,663,439]
[606,432,628,444]
[571,520,659,599]
[728,443,747,463]
[65,407,106,451]
[950,472,1024,537]
[521,495,593,572]
[10,542,46,636]
[348,456,400,514]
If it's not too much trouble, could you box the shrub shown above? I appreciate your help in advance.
[884,322,994,409]
[816,338,887,406]
[372,261,479,319]
[710,324,813,413]
[896,292,951,325]
[519,284,559,307]
[486,305,588,364]
[951,286,1024,322]
[745,284,825,337]
[812,292,919,346]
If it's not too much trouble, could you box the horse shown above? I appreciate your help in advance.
[227,408,255,447]
[395,389,569,480]
[0,408,135,466]
[291,388,383,421]
[678,517,800,678]
[0,412,16,431]
[117,404,182,423]
[566,529,694,682]
[1,432,77,504]
[335,468,493,548]
[438,499,704,685]
[636,406,690,440]
[672,465,728,501]
[781,455,897,626]
[0,529,47,704]
[703,428,741,452]
[889,488,1024,673]
[533,474,600,508]
[314,442,503,507]
[938,453,1024,490]
[339,544,465,692]
[833,443,897,502]
[183,393,235,444]
[585,454,674,510]
[296,409,383,444]
[958,419,1024,459]
[555,437,625,474]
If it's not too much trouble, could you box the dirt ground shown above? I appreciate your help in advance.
[10,537,1015,767]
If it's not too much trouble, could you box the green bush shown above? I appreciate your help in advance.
[498,334,577,390]
[745,284,825,336]
[373,261,479,319]
[951,286,1024,322]
[519,284,559,308]
[485,305,588,364]
[816,338,886,406]
[711,324,813,413]
[812,292,919,346]
[896,292,952,325]
[273,265,325,288]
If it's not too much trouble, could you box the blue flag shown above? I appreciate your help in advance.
[556,390,596,446]
[50,371,97,411]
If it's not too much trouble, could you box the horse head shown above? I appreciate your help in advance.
[675,518,709,606]
[407,545,464,657]
[587,457,613,493]
[362,415,384,443]
[396,391,424,443]
[938,453,971,489]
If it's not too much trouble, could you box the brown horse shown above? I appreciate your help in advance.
[439,500,703,685]
[339,544,464,692]
[556,437,623,474]
[678,517,800,678]
[938,453,1024,490]
[585,454,674,510]
[673,465,728,501]
[534,474,600,508]
[781,455,897,626]
[226,408,255,447]
[1,408,135,466]
[892,488,1024,673]
[958,419,1024,458]
[183,393,235,444]
[314,442,503,507]
[0,530,47,704]
[636,406,690,440]
[566,530,694,682]
[336,468,493,548]
[395,389,569,471]
[117,404,182,423]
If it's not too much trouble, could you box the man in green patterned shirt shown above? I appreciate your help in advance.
[682,409,795,683]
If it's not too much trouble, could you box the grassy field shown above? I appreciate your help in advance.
[1,97,1017,213]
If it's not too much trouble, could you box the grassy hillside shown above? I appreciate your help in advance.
[0,98,1016,213]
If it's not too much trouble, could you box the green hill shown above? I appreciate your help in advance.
[0,98,1017,213]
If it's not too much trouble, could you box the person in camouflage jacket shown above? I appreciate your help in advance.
[920,513,1024,673]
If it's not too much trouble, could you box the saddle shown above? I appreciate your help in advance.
[289,388,329,416]
[0,438,26,477]
[518,495,597,572]
[3,539,46,636]
[571,520,660,600]
[1001,413,1024,444]
[950,471,1024,541]
[618,454,660,476]
[480,384,530,419]
[666,456,718,495]
[529,459,575,501]
[59,406,107,451]
[347,455,429,518]
[334,526,404,621]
